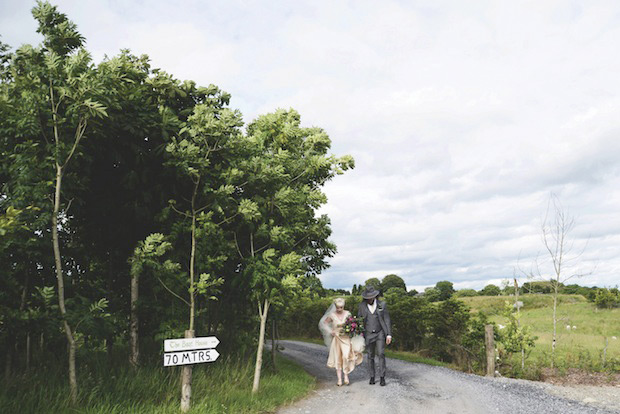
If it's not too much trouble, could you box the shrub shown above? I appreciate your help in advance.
[454,289,478,297]
[594,288,620,309]
[479,284,501,296]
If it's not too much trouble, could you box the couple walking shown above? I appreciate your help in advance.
[318,286,392,386]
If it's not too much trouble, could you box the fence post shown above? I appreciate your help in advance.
[485,324,495,377]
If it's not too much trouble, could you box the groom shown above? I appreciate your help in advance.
[357,285,392,386]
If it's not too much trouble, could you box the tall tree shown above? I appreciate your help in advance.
[232,109,353,393]
[435,280,455,300]
[540,195,590,368]
[1,2,111,402]
[165,90,240,411]
[382,274,407,292]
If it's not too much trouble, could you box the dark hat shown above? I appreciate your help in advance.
[362,286,380,299]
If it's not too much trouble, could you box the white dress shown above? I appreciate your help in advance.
[326,311,363,374]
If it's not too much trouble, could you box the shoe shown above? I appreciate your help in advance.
[337,379,342,386]
[369,377,375,385]
[344,378,350,385]
[380,377,386,386]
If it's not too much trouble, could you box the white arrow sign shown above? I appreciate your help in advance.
[164,336,219,352]
[163,348,220,367]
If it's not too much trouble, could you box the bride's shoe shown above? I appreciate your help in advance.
[344,378,350,385]
[337,379,342,386]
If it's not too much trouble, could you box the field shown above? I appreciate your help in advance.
[459,294,620,373]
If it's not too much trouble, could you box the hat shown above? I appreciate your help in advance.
[362,286,380,299]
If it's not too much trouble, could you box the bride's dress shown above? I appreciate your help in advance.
[326,311,363,374]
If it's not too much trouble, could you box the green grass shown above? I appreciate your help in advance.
[459,294,620,373]
[0,353,315,414]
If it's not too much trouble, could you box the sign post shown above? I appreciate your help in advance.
[163,335,220,367]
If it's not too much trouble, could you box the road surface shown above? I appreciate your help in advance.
[275,340,619,414]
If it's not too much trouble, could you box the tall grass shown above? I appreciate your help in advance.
[0,349,314,414]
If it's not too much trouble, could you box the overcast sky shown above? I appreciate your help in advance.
[2,0,620,291]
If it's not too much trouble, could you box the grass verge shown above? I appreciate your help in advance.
[0,353,315,414]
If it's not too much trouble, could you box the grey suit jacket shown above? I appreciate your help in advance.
[357,300,392,337]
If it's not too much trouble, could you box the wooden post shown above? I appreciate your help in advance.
[180,329,195,413]
[485,324,495,377]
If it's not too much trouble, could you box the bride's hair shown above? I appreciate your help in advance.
[334,297,345,308]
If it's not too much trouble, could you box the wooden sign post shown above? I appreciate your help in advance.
[164,334,220,412]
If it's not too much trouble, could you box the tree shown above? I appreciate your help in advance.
[454,289,478,297]
[424,287,441,302]
[498,302,536,372]
[539,195,590,368]
[364,277,382,291]
[594,288,620,309]
[232,109,353,393]
[165,91,238,411]
[479,284,501,296]
[427,298,471,363]
[435,280,455,300]
[381,274,406,292]
[384,289,428,350]
[2,2,111,402]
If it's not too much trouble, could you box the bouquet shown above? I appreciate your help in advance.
[342,315,365,337]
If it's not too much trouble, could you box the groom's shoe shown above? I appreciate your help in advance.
[369,377,375,385]
[380,377,386,386]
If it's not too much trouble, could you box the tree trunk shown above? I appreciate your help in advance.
[52,164,78,404]
[252,299,270,394]
[551,283,558,369]
[67,336,77,402]
[180,329,195,413]
[130,271,139,368]
[189,210,196,332]
[271,318,277,372]
[181,183,199,413]
[4,341,11,380]
[26,332,31,371]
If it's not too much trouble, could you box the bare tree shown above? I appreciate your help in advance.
[540,194,591,368]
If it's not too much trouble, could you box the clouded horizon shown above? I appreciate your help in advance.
[2,0,619,292]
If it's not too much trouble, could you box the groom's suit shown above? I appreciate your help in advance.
[358,300,392,378]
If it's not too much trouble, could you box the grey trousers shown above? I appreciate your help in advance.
[367,331,386,378]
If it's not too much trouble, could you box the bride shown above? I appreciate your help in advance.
[318,297,364,386]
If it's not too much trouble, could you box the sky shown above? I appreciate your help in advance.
[2,0,620,292]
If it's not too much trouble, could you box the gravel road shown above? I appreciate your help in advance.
[275,340,620,414]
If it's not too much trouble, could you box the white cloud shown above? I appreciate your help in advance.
[2,0,620,290]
